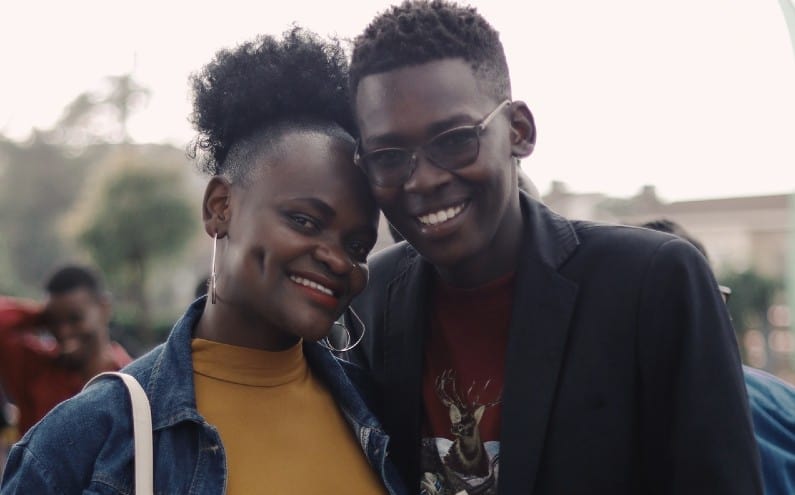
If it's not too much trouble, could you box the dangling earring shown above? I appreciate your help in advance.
[319,307,366,353]
[210,232,218,304]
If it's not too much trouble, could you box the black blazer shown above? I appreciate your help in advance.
[348,193,762,494]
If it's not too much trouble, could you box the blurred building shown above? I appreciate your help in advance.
[543,182,792,279]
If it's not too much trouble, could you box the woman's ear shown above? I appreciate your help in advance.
[203,177,232,238]
[509,101,536,158]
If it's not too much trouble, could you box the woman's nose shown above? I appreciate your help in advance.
[313,242,353,275]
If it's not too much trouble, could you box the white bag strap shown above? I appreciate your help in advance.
[84,371,154,495]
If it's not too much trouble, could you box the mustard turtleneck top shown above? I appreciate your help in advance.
[191,338,386,494]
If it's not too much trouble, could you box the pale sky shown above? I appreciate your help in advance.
[1,0,794,201]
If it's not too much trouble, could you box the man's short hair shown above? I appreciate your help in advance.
[44,265,106,296]
[349,0,511,102]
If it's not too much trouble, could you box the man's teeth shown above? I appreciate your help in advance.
[289,276,334,296]
[418,203,466,226]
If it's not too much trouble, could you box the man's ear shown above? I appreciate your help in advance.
[508,101,536,158]
[203,177,232,238]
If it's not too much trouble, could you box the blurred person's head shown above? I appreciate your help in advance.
[190,28,379,350]
[350,1,536,284]
[640,219,708,259]
[640,219,731,302]
[43,265,112,369]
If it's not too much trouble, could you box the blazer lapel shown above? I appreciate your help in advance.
[499,196,580,494]
[382,250,434,487]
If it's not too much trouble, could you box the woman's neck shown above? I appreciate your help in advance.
[195,298,300,351]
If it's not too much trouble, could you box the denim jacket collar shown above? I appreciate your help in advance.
[142,297,205,430]
[142,297,387,439]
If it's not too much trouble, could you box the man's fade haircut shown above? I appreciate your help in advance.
[349,0,510,103]
[189,27,356,182]
[45,265,106,297]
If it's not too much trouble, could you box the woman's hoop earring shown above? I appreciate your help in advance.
[210,233,218,304]
[319,307,366,353]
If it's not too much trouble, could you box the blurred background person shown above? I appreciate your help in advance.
[0,265,132,437]
[641,219,795,495]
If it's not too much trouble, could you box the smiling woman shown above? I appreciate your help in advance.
[0,28,406,495]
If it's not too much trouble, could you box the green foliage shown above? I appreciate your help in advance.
[721,269,782,330]
[0,134,94,294]
[80,166,194,272]
[0,75,203,349]
[79,164,196,344]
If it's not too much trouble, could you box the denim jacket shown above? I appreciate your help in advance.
[1,298,407,495]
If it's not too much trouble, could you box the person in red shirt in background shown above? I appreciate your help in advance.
[0,265,131,436]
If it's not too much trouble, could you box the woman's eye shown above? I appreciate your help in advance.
[290,214,319,231]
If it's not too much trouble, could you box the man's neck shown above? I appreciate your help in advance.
[435,200,524,289]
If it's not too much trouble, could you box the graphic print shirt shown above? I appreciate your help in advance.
[421,273,514,495]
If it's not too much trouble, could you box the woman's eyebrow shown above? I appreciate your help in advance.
[287,197,335,218]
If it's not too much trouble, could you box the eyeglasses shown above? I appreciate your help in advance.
[354,99,511,187]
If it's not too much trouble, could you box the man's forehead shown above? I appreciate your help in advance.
[356,59,479,104]
[355,59,489,139]
[46,288,99,308]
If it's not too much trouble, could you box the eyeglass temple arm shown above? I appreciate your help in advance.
[478,99,512,130]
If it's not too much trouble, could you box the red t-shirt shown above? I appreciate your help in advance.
[420,273,514,495]
[0,296,132,435]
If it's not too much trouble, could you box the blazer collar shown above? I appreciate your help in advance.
[498,193,579,493]
[380,245,434,485]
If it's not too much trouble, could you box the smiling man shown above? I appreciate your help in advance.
[346,2,763,494]
[0,266,131,435]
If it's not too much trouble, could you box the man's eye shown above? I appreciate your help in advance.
[348,240,373,261]
[369,149,409,169]
[431,129,477,152]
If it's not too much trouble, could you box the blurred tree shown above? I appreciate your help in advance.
[104,74,150,143]
[721,269,783,366]
[0,74,151,297]
[79,163,195,344]
[46,73,149,146]
[722,270,782,331]
[0,134,93,294]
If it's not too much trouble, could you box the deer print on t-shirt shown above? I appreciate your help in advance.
[420,369,503,495]
[436,369,502,477]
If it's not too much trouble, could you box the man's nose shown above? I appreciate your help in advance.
[403,153,453,194]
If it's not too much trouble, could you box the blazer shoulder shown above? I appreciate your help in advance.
[570,221,697,261]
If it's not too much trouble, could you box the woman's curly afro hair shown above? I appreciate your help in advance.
[189,27,356,178]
